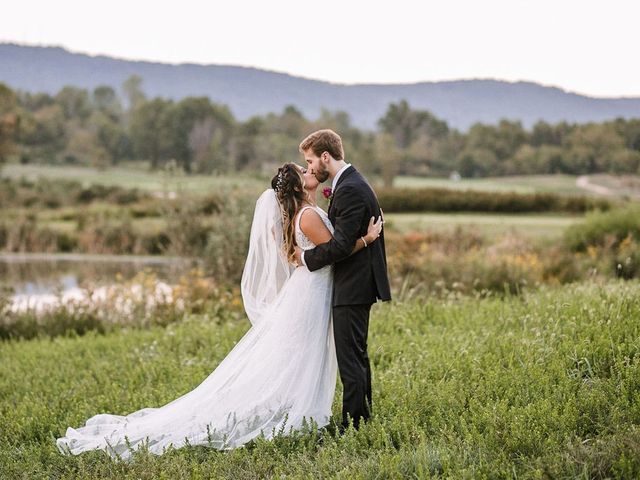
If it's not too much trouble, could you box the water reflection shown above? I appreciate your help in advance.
[0,253,195,296]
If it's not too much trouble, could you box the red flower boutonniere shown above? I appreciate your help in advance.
[322,187,333,205]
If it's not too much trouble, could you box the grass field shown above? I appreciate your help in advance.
[587,174,640,199]
[0,164,268,194]
[390,174,640,200]
[24,212,582,243]
[2,163,594,243]
[6,164,638,202]
[385,212,583,240]
[1,280,639,478]
[390,174,586,195]
[0,165,595,195]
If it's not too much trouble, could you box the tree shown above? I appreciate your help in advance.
[611,118,640,154]
[188,118,217,173]
[275,105,308,138]
[18,104,66,162]
[18,91,55,111]
[231,116,263,170]
[315,109,352,134]
[377,101,454,178]
[375,133,402,187]
[65,126,108,167]
[92,86,122,120]
[90,110,131,165]
[122,75,146,111]
[130,98,173,169]
[165,97,231,173]
[55,86,91,122]
[0,83,18,166]
[531,121,556,146]
[566,124,627,173]
[378,100,420,149]
[456,148,498,177]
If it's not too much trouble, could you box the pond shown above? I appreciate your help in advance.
[0,253,196,311]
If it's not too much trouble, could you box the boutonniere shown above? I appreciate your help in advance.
[322,187,333,206]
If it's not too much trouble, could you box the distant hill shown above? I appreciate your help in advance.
[2,43,639,131]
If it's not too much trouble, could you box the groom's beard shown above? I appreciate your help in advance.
[314,165,330,183]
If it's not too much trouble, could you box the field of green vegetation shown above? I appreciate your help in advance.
[385,212,582,240]
[1,281,639,478]
[393,174,585,195]
[5,164,639,200]
[1,166,639,295]
[2,164,640,478]
[1,163,268,194]
[3,77,640,478]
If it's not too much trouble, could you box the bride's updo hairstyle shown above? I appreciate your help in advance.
[271,163,306,263]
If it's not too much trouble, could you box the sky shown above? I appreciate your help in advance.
[2,0,639,97]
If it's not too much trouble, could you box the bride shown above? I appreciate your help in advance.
[56,163,383,460]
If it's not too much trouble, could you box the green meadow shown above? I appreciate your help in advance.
[392,174,585,195]
[2,165,640,478]
[385,212,582,240]
[1,163,268,194]
[3,164,627,198]
[1,281,639,479]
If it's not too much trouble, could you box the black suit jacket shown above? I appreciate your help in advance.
[304,166,392,307]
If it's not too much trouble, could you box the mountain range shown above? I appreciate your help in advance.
[1,43,639,131]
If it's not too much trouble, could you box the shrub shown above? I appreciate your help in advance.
[377,188,612,213]
[203,195,252,283]
[0,269,243,340]
[386,229,545,297]
[0,177,149,209]
[564,204,640,251]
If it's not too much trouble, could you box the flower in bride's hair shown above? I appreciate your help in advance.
[274,170,285,192]
[322,187,333,199]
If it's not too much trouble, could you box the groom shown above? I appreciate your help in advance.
[294,129,391,432]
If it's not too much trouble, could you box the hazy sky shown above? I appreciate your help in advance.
[2,0,639,97]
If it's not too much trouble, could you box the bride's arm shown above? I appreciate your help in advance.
[299,210,382,255]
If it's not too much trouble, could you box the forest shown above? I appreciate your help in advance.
[1,76,640,186]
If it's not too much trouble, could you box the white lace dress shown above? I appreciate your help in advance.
[56,205,337,460]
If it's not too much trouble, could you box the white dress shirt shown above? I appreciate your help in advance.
[332,163,352,191]
[300,163,352,268]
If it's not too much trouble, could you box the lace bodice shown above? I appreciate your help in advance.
[295,206,334,250]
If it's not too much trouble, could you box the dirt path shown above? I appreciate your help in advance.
[576,175,615,196]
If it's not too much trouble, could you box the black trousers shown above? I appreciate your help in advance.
[332,304,372,430]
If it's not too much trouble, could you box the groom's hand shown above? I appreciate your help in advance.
[293,246,303,267]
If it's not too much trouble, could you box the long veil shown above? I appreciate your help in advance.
[241,188,294,326]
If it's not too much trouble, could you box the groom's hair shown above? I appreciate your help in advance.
[299,129,344,161]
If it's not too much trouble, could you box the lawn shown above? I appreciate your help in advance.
[0,165,588,196]
[1,164,268,195]
[389,173,640,201]
[1,280,639,478]
[30,211,582,242]
[385,212,583,240]
[390,174,585,195]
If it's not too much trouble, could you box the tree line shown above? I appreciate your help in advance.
[1,76,639,184]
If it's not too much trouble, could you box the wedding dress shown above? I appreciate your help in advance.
[56,190,337,460]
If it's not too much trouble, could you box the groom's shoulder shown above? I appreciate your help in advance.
[343,167,368,187]
[338,175,365,195]
[336,167,375,199]
[348,169,376,193]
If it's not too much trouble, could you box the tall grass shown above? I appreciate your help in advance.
[0,270,243,341]
[565,204,640,251]
[1,281,639,478]
[564,205,640,279]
